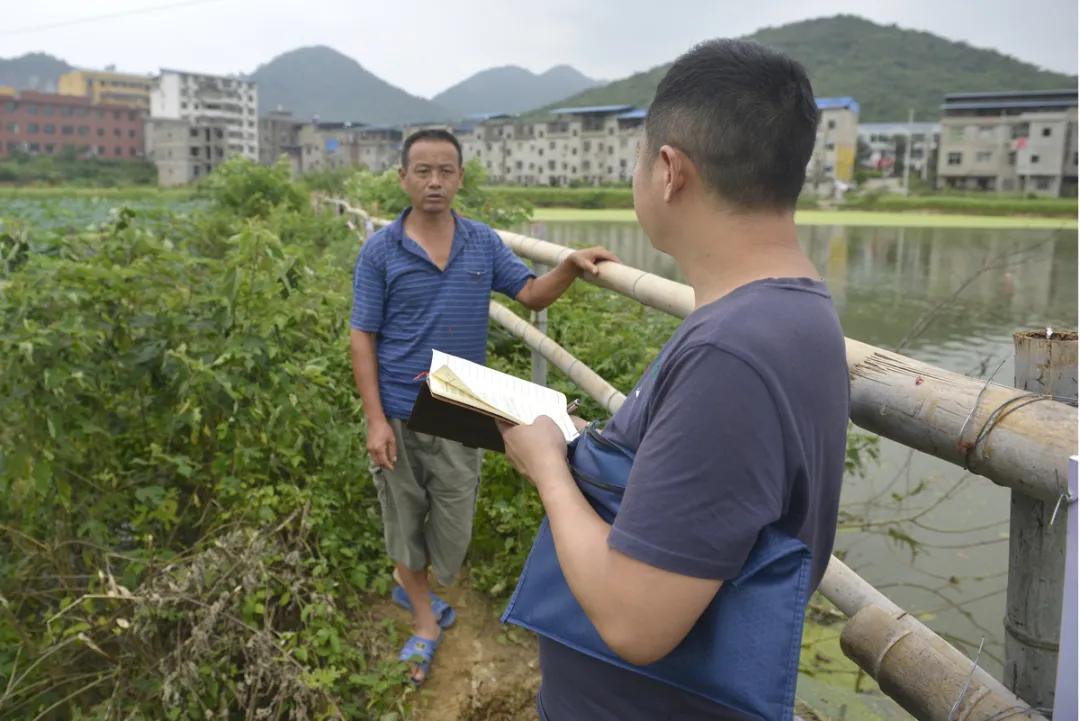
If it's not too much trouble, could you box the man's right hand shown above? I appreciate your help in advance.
[366,417,397,470]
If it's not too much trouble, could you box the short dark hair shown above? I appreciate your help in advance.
[401,129,463,168]
[645,39,819,210]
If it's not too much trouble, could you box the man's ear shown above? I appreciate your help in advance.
[398,165,406,186]
[658,145,689,203]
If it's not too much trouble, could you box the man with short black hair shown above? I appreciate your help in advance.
[500,39,850,719]
[350,128,617,685]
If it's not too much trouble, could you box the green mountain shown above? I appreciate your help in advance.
[249,45,450,125]
[0,53,73,92]
[432,64,601,117]
[536,15,1077,122]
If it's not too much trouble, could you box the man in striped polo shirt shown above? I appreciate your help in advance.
[350,129,617,684]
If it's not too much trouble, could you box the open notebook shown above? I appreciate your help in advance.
[407,350,579,452]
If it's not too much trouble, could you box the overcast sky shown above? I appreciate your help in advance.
[3,0,1077,98]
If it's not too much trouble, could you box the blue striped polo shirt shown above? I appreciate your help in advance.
[351,208,535,420]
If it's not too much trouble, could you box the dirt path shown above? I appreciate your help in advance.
[372,581,541,721]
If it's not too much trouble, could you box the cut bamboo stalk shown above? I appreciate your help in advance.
[841,605,1044,721]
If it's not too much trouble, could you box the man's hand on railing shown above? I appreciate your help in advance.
[565,246,620,277]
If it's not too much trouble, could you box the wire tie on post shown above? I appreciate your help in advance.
[1049,491,1076,528]
[947,636,985,721]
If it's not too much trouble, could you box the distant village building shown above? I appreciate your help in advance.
[806,97,859,196]
[295,122,402,175]
[461,104,644,186]
[258,109,304,173]
[858,121,941,179]
[0,89,145,160]
[58,69,154,113]
[150,69,258,162]
[936,89,1078,197]
[144,117,228,186]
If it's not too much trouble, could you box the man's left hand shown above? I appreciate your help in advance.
[565,246,620,277]
[498,416,570,489]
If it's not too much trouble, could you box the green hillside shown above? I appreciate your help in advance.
[537,15,1076,122]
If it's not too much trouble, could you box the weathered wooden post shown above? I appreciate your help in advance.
[1005,329,1078,711]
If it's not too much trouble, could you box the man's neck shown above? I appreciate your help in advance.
[669,205,820,309]
[404,207,455,242]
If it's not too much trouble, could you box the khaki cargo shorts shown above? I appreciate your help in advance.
[370,419,483,586]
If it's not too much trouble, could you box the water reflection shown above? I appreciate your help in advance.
[521,219,1078,673]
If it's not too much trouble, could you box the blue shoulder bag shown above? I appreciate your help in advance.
[502,422,813,721]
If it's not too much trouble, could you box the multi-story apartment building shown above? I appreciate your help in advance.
[461,105,645,186]
[806,97,859,194]
[58,69,153,112]
[0,89,144,159]
[144,117,228,186]
[296,122,402,175]
[858,122,941,178]
[151,69,258,161]
[936,90,1078,197]
[258,110,304,173]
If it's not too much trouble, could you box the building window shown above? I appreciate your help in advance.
[128,111,137,121]
[978,127,995,141]
[75,107,88,117]
[61,125,73,135]
[129,130,135,138]
[44,143,54,153]
[26,103,38,114]
[3,101,14,112]
[947,152,962,165]
[976,151,992,163]
[114,128,121,137]
[43,124,55,135]
[27,123,38,133]
[1034,177,1051,190]
[114,147,122,156]
[1031,154,1040,164]
[114,111,122,120]
[4,122,16,133]
[825,142,835,151]
[1008,151,1017,165]
[98,146,105,154]
[130,147,137,157]
[29,142,39,152]
[827,120,836,130]
[78,126,89,136]
[1042,127,1052,137]
[97,128,104,137]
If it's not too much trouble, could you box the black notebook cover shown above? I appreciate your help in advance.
[406,381,505,452]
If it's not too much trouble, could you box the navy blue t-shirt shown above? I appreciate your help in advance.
[537,277,850,721]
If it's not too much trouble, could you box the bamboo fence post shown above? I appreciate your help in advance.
[1004,330,1078,709]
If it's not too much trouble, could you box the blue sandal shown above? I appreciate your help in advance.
[391,586,457,629]
[399,633,441,686]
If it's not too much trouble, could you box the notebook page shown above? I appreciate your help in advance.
[429,350,578,441]
[429,366,507,418]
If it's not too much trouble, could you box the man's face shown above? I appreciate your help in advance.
[399,139,462,213]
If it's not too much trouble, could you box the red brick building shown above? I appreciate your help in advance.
[0,90,145,159]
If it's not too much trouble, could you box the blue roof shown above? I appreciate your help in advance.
[551,104,635,115]
[616,108,648,120]
[943,99,1078,111]
[817,97,860,114]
